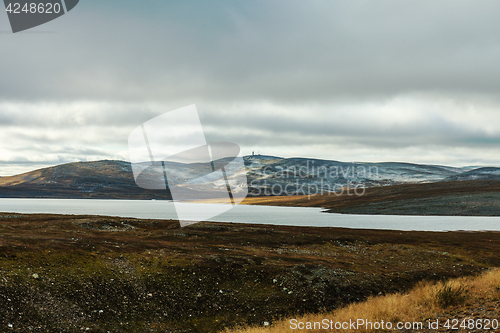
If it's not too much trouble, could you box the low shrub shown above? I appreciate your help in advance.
[435,283,468,307]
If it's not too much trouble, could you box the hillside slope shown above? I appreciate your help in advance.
[243,155,493,196]
[0,160,172,199]
[242,180,500,216]
[0,157,498,201]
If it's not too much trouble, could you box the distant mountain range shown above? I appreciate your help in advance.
[244,155,500,196]
[0,156,498,199]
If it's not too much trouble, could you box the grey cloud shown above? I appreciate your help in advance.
[1,0,500,174]
[2,0,500,102]
[200,101,500,149]
[0,102,161,127]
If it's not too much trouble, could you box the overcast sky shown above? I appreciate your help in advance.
[1,0,500,175]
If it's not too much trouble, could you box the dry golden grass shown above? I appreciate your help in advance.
[181,195,311,205]
[0,169,43,186]
[228,269,500,333]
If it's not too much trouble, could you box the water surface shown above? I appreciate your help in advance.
[0,198,499,231]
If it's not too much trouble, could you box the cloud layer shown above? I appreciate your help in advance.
[1,0,500,174]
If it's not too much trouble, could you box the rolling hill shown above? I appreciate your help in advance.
[0,160,172,199]
[0,156,498,202]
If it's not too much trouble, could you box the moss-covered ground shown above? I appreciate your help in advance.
[0,213,499,332]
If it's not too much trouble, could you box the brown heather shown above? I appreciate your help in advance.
[1,213,499,332]
[229,269,500,333]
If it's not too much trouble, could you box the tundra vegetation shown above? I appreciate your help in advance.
[0,213,499,332]
[229,268,500,333]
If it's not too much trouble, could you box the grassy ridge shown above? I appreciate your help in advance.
[230,268,500,332]
[242,180,500,216]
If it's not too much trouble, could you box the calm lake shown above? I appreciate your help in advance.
[0,198,499,232]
